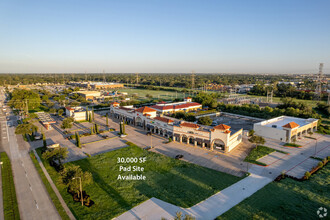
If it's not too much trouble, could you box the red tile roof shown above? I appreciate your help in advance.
[135,106,157,113]
[214,124,231,130]
[174,102,201,109]
[65,107,74,111]
[112,102,120,105]
[150,102,201,111]
[282,122,299,129]
[179,122,200,128]
[154,116,174,123]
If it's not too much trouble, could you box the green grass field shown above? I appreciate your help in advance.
[244,145,287,166]
[37,143,242,219]
[246,95,325,107]
[117,88,192,100]
[217,165,330,220]
[29,151,70,220]
[0,152,20,220]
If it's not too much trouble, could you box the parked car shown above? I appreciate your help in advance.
[146,131,152,136]
[175,154,184,159]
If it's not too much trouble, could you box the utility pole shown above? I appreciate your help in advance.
[136,73,139,86]
[316,63,324,100]
[191,71,195,91]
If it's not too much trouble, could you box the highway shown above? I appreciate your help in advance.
[0,89,60,220]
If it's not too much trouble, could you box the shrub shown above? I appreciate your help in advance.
[304,171,311,180]
[318,162,323,168]
[168,138,172,142]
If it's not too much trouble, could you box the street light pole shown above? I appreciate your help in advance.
[73,177,83,206]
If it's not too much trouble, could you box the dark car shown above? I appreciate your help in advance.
[146,131,152,136]
[175,154,184,159]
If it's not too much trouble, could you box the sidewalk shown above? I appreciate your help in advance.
[115,174,272,220]
[33,150,76,220]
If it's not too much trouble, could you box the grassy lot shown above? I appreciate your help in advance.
[28,104,49,113]
[37,143,242,219]
[117,88,192,100]
[29,151,70,220]
[246,95,325,107]
[283,143,302,148]
[217,165,330,220]
[244,145,287,166]
[0,152,20,220]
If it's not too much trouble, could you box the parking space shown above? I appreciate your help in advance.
[286,158,320,178]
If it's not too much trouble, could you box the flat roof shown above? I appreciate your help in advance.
[36,112,56,124]
[256,116,318,130]
[76,91,100,95]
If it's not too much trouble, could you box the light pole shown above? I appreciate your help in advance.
[73,177,83,206]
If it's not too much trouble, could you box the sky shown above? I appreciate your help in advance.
[0,0,329,74]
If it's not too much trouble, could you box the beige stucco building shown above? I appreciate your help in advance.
[254,116,318,142]
[110,104,243,153]
[65,106,91,121]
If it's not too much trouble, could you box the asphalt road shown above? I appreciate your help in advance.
[0,89,60,220]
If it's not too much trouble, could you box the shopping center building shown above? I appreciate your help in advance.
[253,116,318,142]
[110,103,243,153]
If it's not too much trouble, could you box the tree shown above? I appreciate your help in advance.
[198,116,212,126]
[58,109,64,116]
[59,165,93,194]
[61,117,74,130]
[75,132,81,148]
[106,113,109,127]
[248,135,265,147]
[86,106,89,121]
[248,129,255,137]
[15,123,38,136]
[88,112,92,123]
[42,147,68,166]
[94,124,99,134]
[90,126,94,135]
[9,89,41,113]
[49,108,57,114]
[92,107,95,121]
[42,132,47,148]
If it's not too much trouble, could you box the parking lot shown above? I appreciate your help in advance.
[210,113,262,132]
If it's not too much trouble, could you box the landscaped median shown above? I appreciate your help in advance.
[244,145,288,166]
[29,151,70,220]
[0,152,20,220]
[36,142,243,219]
[283,143,302,148]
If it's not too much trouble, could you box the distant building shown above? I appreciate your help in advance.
[65,106,91,121]
[68,81,124,90]
[110,104,242,153]
[149,97,202,114]
[75,91,101,100]
[254,116,318,142]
